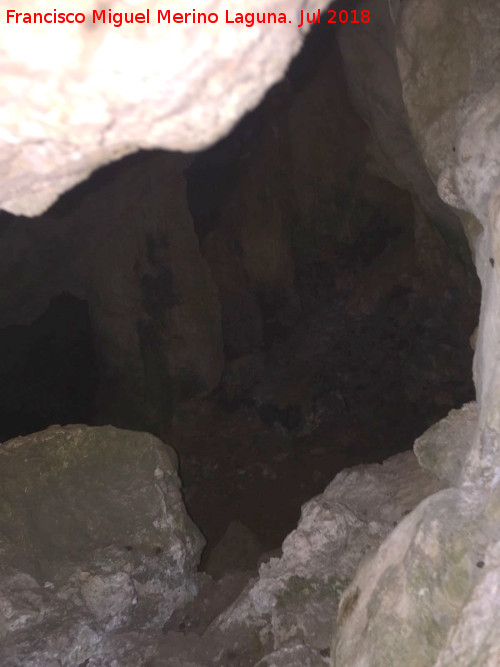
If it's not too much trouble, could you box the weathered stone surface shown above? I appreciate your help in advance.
[332,471,500,666]
[146,451,442,666]
[414,402,478,486]
[0,0,329,216]
[0,424,204,666]
[253,641,330,667]
[205,452,443,665]
[332,403,488,667]
[433,534,500,667]
[331,1,500,664]
[332,488,481,666]
[0,1,496,665]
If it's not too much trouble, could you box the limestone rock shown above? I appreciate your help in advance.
[414,402,478,486]
[0,0,330,216]
[145,451,442,666]
[332,488,475,666]
[433,533,500,666]
[331,482,500,667]
[331,1,500,662]
[206,451,443,664]
[0,424,204,666]
[253,641,330,667]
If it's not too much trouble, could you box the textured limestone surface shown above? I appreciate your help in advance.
[0,0,329,216]
[0,424,204,666]
[414,401,478,486]
[331,404,500,667]
[330,1,500,664]
[253,642,330,667]
[152,451,443,666]
[332,487,485,666]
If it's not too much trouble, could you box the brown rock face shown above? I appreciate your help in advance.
[0,152,223,434]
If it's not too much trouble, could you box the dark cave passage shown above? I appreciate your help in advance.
[0,293,99,442]
[0,16,480,567]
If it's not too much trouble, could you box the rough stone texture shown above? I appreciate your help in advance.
[253,642,330,667]
[0,0,329,216]
[332,488,483,666]
[331,2,500,665]
[0,424,204,666]
[332,473,500,666]
[152,451,443,666]
[414,401,478,486]
[397,0,500,501]
[164,571,253,637]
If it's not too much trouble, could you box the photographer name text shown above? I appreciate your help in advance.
[3,8,371,28]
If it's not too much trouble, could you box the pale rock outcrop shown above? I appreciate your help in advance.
[0,0,329,216]
[332,404,481,665]
[0,424,204,666]
[332,3,500,662]
[414,402,478,486]
[253,642,330,667]
[220,450,442,653]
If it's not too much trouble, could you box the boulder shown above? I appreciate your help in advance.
[330,404,496,667]
[0,424,204,666]
[414,401,478,486]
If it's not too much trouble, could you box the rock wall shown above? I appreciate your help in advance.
[336,0,469,258]
[188,25,477,361]
[0,152,223,434]
[331,1,500,664]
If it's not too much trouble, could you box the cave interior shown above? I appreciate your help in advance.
[0,15,480,565]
